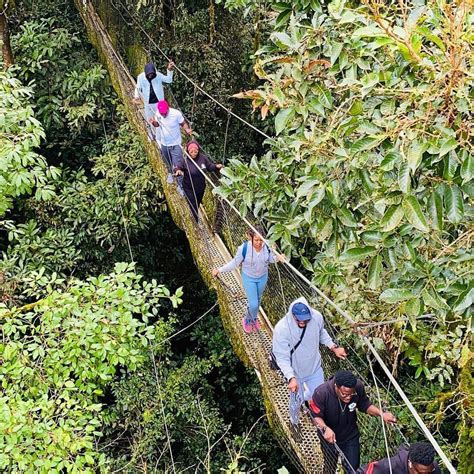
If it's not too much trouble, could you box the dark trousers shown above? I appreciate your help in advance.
[319,434,360,474]
[183,186,205,222]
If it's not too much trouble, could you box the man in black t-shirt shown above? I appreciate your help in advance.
[309,370,397,473]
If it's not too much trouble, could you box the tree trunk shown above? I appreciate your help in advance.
[0,6,14,68]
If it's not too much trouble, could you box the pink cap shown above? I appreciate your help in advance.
[157,100,169,115]
[187,142,199,153]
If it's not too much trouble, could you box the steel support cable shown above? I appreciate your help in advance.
[367,355,393,474]
[101,119,135,263]
[101,114,178,471]
[88,5,454,470]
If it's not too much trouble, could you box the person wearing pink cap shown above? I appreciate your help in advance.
[175,140,223,221]
[149,100,192,188]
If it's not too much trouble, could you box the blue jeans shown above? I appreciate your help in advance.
[241,272,268,322]
[160,145,184,173]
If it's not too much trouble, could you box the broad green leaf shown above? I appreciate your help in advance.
[415,26,446,52]
[326,232,338,257]
[308,187,326,210]
[339,207,358,227]
[443,153,458,180]
[405,298,421,330]
[272,32,298,50]
[406,140,427,173]
[380,288,414,303]
[380,151,400,171]
[350,136,380,154]
[360,169,375,194]
[460,154,473,183]
[352,25,387,38]
[297,178,318,199]
[405,298,421,317]
[422,287,449,311]
[339,246,376,262]
[444,185,464,224]
[348,99,363,116]
[398,162,411,193]
[428,190,443,231]
[402,195,429,232]
[380,205,404,232]
[274,108,294,135]
[367,255,382,290]
[454,288,474,313]
[438,138,458,157]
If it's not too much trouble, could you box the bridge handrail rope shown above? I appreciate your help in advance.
[87,2,455,471]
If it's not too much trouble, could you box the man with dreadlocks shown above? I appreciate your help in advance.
[310,370,397,473]
[357,442,441,473]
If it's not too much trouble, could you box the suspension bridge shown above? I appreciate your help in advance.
[74,1,456,472]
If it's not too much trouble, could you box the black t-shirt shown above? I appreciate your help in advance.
[148,81,159,104]
[312,377,372,443]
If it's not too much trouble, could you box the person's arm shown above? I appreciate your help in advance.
[272,327,296,385]
[158,61,174,83]
[148,113,160,127]
[202,155,220,173]
[132,76,142,103]
[268,247,285,264]
[317,314,347,359]
[180,119,193,136]
[313,417,336,443]
[213,245,244,275]
[311,392,336,443]
[366,405,397,424]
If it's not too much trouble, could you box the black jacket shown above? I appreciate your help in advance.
[357,446,441,473]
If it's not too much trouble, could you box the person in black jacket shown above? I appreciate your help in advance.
[357,442,441,473]
[176,140,223,222]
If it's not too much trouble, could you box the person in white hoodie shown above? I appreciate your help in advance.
[272,297,347,401]
[132,61,174,122]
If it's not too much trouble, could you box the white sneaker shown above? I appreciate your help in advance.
[166,173,174,184]
[177,186,184,197]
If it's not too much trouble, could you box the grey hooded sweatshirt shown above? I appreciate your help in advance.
[272,296,334,382]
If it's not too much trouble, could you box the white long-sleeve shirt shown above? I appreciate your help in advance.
[134,69,173,103]
[218,241,276,278]
[272,296,334,381]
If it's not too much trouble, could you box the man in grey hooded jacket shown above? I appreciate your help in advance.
[272,297,347,401]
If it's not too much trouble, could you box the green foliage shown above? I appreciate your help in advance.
[0,71,60,216]
[217,0,473,465]
[55,118,165,254]
[0,263,178,472]
[11,18,113,145]
[1,108,164,301]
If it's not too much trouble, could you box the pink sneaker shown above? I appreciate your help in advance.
[242,317,253,334]
[253,320,261,331]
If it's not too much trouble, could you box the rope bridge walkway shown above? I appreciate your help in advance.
[75,2,455,472]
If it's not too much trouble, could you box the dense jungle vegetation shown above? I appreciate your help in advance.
[0,0,291,471]
[1,0,472,472]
